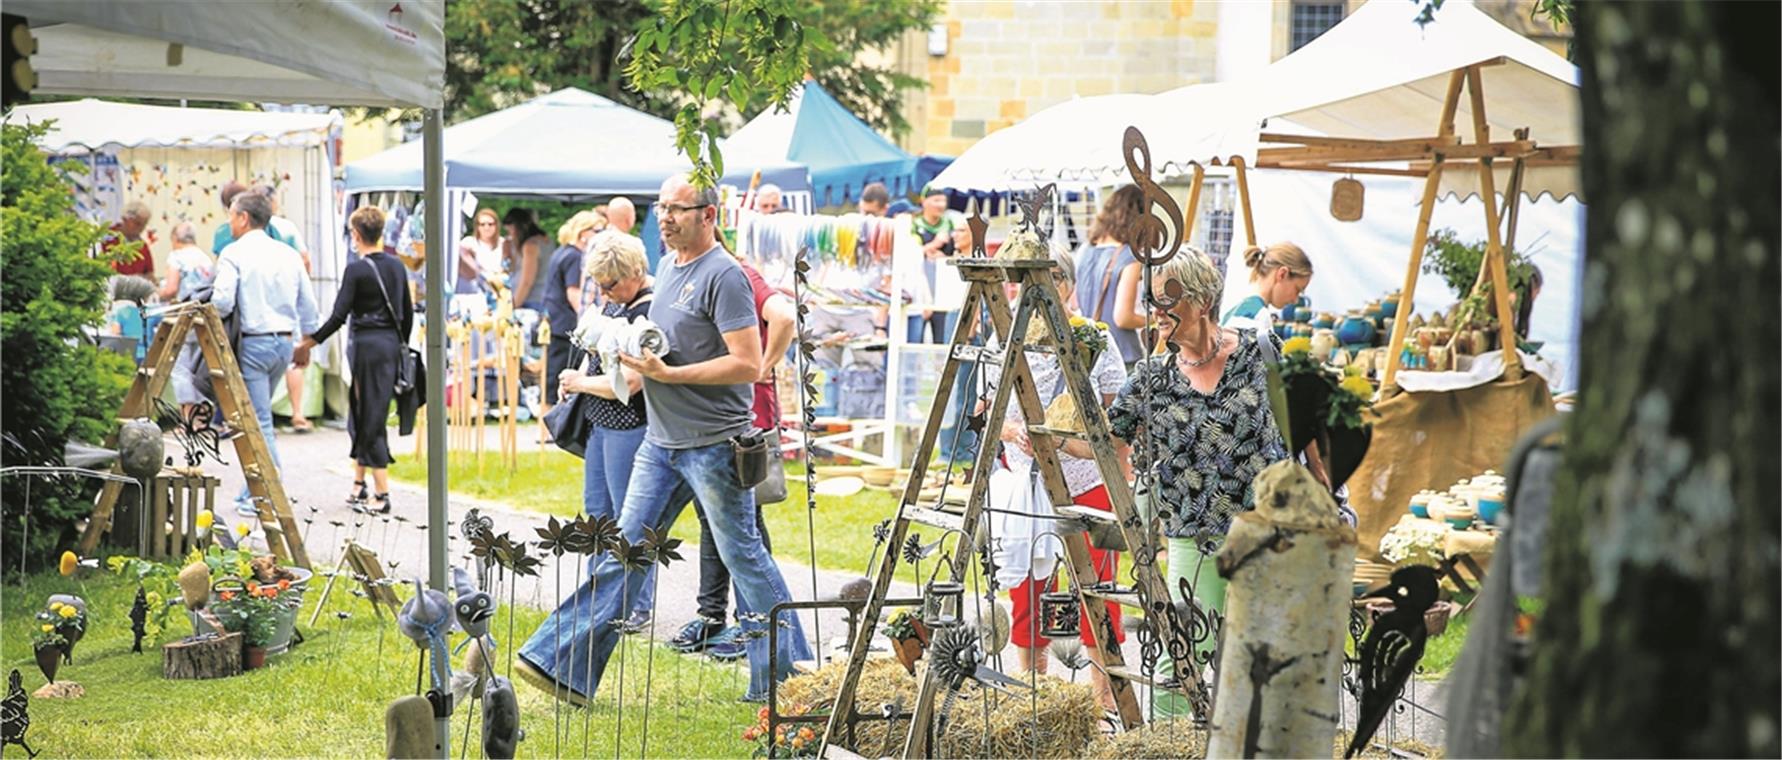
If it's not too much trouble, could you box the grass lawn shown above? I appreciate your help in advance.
[3,570,761,758]
[390,452,903,577]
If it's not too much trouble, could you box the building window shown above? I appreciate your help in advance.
[1290,2,1345,51]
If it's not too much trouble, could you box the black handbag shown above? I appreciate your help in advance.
[368,260,422,395]
[545,360,596,458]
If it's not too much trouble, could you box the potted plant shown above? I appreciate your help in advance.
[30,623,67,683]
[884,610,930,674]
[1042,315,1111,434]
[189,546,312,653]
[211,579,297,669]
[743,703,826,758]
[108,555,181,646]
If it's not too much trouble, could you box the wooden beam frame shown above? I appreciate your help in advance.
[1466,66,1524,375]
[1380,69,1467,389]
[1233,156,1258,248]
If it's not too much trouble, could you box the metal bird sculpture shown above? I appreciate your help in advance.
[450,566,496,655]
[398,579,456,697]
[1344,565,1439,759]
[481,675,524,759]
[1,670,35,758]
[129,587,148,654]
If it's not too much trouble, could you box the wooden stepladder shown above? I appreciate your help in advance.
[821,258,1211,758]
[76,302,311,568]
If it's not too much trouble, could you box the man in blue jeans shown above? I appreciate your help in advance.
[516,174,810,704]
[211,191,318,517]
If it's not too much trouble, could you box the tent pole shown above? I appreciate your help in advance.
[1232,157,1258,247]
[423,107,451,760]
[1182,164,1205,243]
[1465,67,1522,375]
[1381,68,1468,390]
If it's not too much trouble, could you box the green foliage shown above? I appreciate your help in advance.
[106,555,181,643]
[624,0,937,188]
[1421,227,1535,300]
[0,121,135,574]
[443,1,662,121]
[212,587,292,647]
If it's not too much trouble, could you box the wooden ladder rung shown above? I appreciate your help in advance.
[1027,425,1085,441]
[1082,587,1143,608]
[822,744,871,760]
[902,506,965,533]
[1056,504,1119,524]
[949,343,1051,364]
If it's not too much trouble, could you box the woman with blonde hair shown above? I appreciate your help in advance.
[457,208,504,294]
[1222,242,1314,333]
[1100,248,1289,716]
[294,205,413,514]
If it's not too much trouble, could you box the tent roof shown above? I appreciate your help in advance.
[929,85,1255,192]
[10,0,445,109]
[1243,0,1580,201]
[345,88,808,197]
[724,81,921,205]
[7,99,338,153]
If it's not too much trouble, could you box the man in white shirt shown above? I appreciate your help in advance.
[213,192,320,515]
[254,184,317,433]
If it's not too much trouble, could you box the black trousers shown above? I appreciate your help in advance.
[545,334,576,403]
[347,327,401,468]
[693,499,773,623]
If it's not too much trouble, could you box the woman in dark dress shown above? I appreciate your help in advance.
[295,205,413,514]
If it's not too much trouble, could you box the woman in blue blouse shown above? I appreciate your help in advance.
[1220,242,1314,333]
[1104,247,1290,718]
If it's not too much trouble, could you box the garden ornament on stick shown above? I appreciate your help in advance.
[398,579,455,699]
[637,526,685,758]
[481,674,524,759]
[2,670,37,759]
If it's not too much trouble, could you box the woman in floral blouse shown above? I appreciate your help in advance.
[1104,247,1288,717]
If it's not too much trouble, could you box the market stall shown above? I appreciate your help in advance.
[724,80,949,207]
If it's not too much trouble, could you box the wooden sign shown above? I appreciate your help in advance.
[1331,177,1365,222]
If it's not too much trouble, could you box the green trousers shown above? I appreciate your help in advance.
[1151,536,1226,719]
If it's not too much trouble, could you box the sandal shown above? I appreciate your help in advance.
[291,418,314,434]
[346,480,368,507]
[362,492,392,515]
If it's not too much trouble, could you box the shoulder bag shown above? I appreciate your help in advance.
[368,257,424,396]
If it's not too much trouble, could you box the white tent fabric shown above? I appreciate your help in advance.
[1242,0,1580,201]
[11,0,445,109]
[930,86,1257,192]
[7,98,337,152]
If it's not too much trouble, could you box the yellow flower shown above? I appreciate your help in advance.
[195,510,215,531]
[1340,374,1375,400]
[1068,315,1088,327]
[48,602,63,613]
[59,551,77,576]
[1282,336,1312,356]
[57,605,76,619]
[146,591,163,607]
[236,522,252,537]
[39,624,52,633]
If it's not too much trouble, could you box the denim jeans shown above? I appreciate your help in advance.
[693,499,772,623]
[520,439,810,699]
[583,424,656,611]
[235,334,290,505]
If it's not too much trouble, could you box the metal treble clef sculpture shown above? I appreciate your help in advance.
[1122,126,1191,355]
[1119,125,1214,719]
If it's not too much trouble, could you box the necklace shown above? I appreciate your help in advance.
[1178,328,1228,369]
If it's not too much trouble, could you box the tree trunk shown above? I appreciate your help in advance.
[1506,3,1780,756]
[163,632,243,680]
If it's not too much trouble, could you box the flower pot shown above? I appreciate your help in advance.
[190,566,313,654]
[243,645,267,671]
[891,636,924,675]
[34,643,62,683]
[1336,312,1375,350]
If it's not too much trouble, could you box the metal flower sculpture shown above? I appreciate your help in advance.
[535,517,570,558]
[640,527,683,569]
[610,537,650,573]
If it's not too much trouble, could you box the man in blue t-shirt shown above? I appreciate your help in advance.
[514,175,810,705]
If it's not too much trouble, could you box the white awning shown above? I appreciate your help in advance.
[10,0,445,109]
[7,99,339,153]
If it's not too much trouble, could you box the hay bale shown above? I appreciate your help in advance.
[776,660,1100,758]
[1334,729,1446,759]
[1087,721,1208,759]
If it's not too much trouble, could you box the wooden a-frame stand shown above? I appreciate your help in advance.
[821,259,1211,758]
[76,303,311,568]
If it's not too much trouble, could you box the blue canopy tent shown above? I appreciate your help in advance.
[345,88,809,266]
[724,81,949,207]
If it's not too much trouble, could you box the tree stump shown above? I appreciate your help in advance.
[163,633,242,680]
[1207,461,1357,758]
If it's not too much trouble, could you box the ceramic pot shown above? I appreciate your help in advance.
[1408,491,1434,518]
[243,644,267,671]
[1314,312,1336,330]
[1310,329,1339,362]
[1295,323,1313,339]
[191,566,312,654]
[1478,488,1506,525]
[34,643,61,683]
[1380,291,1400,319]
[1336,312,1375,349]
[1279,301,1299,324]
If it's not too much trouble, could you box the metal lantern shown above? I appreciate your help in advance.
[922,581,965,629]
[1039,591,1081,638]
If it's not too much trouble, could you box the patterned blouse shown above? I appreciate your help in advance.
[1107,329,1289,541]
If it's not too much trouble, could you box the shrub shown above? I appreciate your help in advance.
[1,121,135,574]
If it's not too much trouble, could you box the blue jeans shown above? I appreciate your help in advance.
[235,334,290,505]
[583,424,656,611]
[520,439,810,699]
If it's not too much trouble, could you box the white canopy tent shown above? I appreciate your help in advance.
[8,98,339,151]
[11,4,457,748]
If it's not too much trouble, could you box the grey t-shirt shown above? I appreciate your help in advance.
[644,245,758,448]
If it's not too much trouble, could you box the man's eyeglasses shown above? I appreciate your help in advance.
[653,202,711,217]
[596,279,619,291]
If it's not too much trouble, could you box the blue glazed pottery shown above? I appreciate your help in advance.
[1380,292,1400,320]
[1313,312,1336,330]
[1280,301,1298,323]
[1478,494,1505,524]
[1446,515,1474,529]
[1337,312,1376,349]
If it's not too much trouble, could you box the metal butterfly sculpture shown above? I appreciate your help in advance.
[1014,183,1059,240]
[153,397,227,467]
